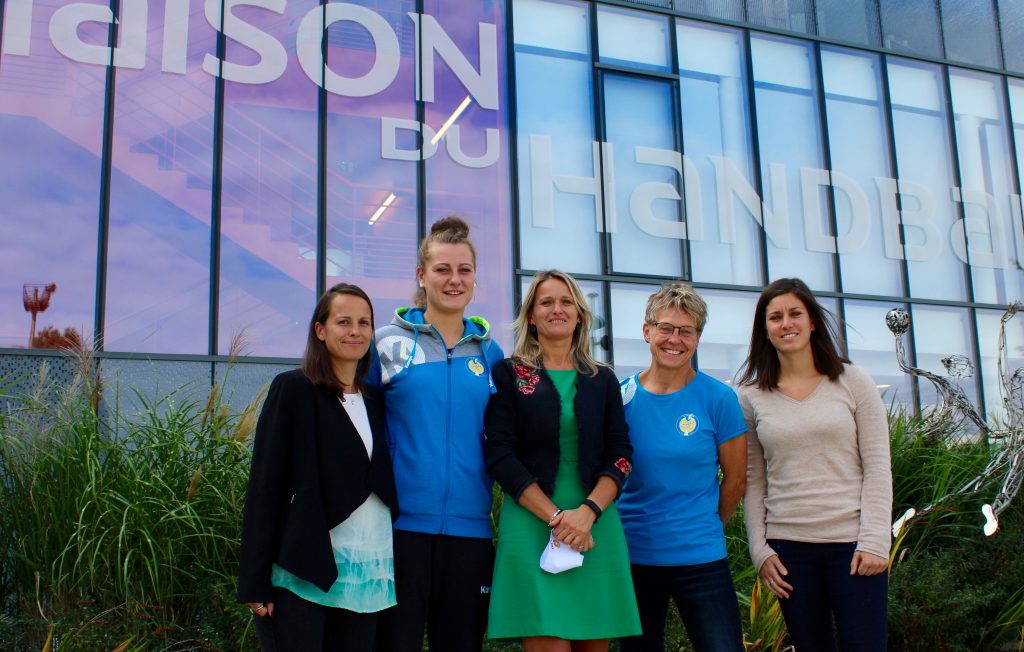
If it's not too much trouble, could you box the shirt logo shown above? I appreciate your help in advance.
[467,357,485,376]
[677,413,698,436]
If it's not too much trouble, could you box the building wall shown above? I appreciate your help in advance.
[2,0,1023,422]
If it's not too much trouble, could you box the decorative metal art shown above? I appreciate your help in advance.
[22,283,57,347]
[887,302,1024,538]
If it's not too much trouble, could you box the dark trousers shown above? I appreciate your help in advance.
[769,540,888,652]
[253,586,379,652]
[375,530,494,652]
[620,558,745,652]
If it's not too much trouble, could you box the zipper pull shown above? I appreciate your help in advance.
[290,493,296,504]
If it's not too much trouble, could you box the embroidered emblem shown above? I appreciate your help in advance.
[512,363,541,395]
[613,457,632,476]
[467,357,485,376]
[677,413,698,436]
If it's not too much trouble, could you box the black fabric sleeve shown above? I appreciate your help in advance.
[483,360,538,501]
[596,367,633,493]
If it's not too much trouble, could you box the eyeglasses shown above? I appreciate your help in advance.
[649,321,700,339]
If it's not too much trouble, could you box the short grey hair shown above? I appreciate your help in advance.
[644,282,708,332]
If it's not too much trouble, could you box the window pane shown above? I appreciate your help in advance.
[821,48,902,296]
[815,0,881,47]
[887,60,969,301]
[674,0,745,22]
[610,283,659,379]
[940,0,1001,68]
[1010,80,1024,264]
[604,75,683,276]
[423,0,514,352]
[677,20,762,286]
[0,0,105,348]
[844,299,914,409]
[998,0,1024,74]
[514,0,588,54]
[324,0,417,334]
[217,0,319,357]
[104,1,215,354]
[752,35,835,290]
[746,0,814,34]
[977,307,1024,425]
[949,69,1024,305]
[910,304,978,411]
[597,5,671,73]
[879,0,942,57]
[699,289,757,384]
[514,0,600,274]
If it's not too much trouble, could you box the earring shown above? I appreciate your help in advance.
[419,282,424,288]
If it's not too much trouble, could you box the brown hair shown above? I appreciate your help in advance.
[301,283,375,395]
[512,269,602,377]
[737,277,848,390]
[414,216,477,308]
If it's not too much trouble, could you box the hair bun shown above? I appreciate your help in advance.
[430,216,470,239]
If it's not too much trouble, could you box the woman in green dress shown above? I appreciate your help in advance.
[484,269,641,651]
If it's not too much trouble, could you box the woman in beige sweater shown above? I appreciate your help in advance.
[737,278,892,651]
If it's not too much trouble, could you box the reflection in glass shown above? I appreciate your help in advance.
[515,0,601,274]
[844,299,913,409]
[217,0,319,357]
[752,35,835,290]
[610,283,659,380]
[423,0,513,353]
[977,308,1024,425]
[821,47,902,296]
[0,1,105,348]
[597,6,671,72]
[326,0,419,340]
[815,0,880,47]
[910,304,978,411]
[879,0,942,57]
[105,1,216,354]
[604,75,683,277]
[940,0,1001,69]
[514,0,589,54]
[699,289,757,385]
[949,69,1024,305]
[888,59,969,302]
[677,20,762,286]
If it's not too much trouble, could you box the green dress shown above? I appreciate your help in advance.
[487,369,641,640]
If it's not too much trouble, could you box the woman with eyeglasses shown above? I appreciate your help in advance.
[617,282,747,652]
[737,278,891,651]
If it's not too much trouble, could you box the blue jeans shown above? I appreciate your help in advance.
[620,558,744,652]
[769,540,888,652]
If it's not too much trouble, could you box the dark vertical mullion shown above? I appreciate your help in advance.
[317,0,327,298]
[935,0,947,60]
[416,0,426,244]
[94,0,119,351]
[208,0,226,359]
[878,52,922,411]
[742,30,770,287]
[668,20,690,284]
[589,6,615,365]
[812,42,842,295]
[506,0,524,312]
[870,0,883,48]
[990,0,1006,70]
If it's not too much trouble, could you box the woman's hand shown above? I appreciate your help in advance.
[759,555,793,599]
[850,550,888,576]
[247,602,274,618]
[551,507,596,552]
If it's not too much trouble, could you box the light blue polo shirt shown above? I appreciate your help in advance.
[618,371,747,566]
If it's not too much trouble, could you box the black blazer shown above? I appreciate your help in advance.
[483,359,633,502]
[237,369,398,603]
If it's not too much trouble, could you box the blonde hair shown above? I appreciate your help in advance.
[644,281,708,331]
[414,216,477,308]
[512,270,602,377]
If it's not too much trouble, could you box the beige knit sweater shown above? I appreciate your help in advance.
[738,364,893,572]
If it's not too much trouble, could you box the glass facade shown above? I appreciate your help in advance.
[2,0,1023,423]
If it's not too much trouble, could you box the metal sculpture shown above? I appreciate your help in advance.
[887,302,1024,537]
[23,283,57,347]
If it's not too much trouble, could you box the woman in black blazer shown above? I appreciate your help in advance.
[238,283,398,652]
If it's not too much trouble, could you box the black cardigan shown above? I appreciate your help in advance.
[237,369,398,603]
[483,359,633,502]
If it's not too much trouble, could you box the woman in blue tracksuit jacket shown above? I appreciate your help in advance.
[373,216,504,652]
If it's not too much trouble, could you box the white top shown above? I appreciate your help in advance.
[738,364,893,572]
[341,392,373,456]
